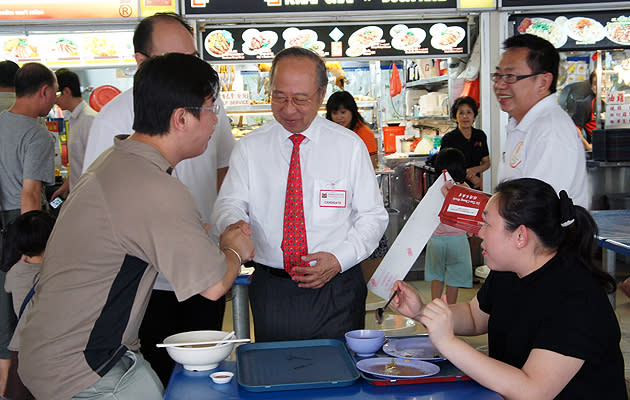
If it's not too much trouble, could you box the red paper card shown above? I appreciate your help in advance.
[438,186,490,234]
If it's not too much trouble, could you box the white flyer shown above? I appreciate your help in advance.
[368,171,452,300]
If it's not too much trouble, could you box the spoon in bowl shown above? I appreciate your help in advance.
[375,290,398,324]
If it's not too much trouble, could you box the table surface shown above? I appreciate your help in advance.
[164,361,503,400]
[591,209,630,256]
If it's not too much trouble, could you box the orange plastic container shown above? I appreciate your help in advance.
[383,126,406,153]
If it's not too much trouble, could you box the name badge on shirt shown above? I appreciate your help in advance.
[320,190,346,208]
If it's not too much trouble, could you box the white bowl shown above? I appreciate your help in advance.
[163,330,234,371]
[210,371,234,384]
[345,329,385,357]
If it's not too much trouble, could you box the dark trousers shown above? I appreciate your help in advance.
[139,290,225,385]
[249,263,366,342]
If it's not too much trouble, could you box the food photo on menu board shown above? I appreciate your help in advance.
[515,14,630,49]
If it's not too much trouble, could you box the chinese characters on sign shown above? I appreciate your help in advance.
[607,91,630,129]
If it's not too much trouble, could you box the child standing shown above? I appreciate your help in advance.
[3,210,55,400]
[425,148,473,304]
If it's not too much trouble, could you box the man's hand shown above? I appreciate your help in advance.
[0,358,10,397]
[51,180,69,201]
[292,252,341,289]
[219,220,254,263]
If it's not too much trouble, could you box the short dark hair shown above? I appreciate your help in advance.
[133,12,193,56]
[132,53,219,136]
[325,91,365,130]
[14,63,56,97]
[450,96,478,120]
[270,47,327,93]
[504,33,559,93]
[8,210,56,257]
[55,68,81,97]
[494,178,615,293]
[589,71,597,86]
[435,148,466,183]
[0,60,19,87]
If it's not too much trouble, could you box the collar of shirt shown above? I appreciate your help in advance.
[68,100,87,121]
[507,93,558,133]
[113,134,173,175]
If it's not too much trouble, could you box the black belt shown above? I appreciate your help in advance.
[252,262,291,279]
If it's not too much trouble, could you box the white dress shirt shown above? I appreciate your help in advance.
[82,88,235,290]
[212,116,388,272]
[67,100,97,189]
[498,94,590,208]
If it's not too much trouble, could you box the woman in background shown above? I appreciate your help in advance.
[440,96,489,189]
[392,178,626,399]
[326,91,377,169]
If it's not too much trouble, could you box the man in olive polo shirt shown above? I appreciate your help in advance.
[18,54,254,400]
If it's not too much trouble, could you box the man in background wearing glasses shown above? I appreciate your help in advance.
[212,47,388,342]
[493,33,589,208]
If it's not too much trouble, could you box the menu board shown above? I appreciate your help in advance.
[0,0,138,20]
[185,0,456,16]
[511,12,630,50]
[201,22,468,62]
[0,32,136,67]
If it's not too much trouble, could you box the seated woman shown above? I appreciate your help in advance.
[326,91,377,169]
[392,178,627,399]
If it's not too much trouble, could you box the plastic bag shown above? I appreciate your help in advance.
[390,63,401,97]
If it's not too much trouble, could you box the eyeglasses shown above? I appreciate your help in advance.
[271,89,320,108]
[184,104,221,114]
[491,72,544,84]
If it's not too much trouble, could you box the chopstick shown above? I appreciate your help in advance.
[156,338,251,348]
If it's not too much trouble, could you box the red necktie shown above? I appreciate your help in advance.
[281,134,309,276]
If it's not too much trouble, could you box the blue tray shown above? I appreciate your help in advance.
[236,339,360,392]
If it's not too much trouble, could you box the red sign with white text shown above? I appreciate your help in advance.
[0,0,138,20]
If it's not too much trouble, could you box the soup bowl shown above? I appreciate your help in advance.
[163,330,234,371]
[345,329,385,357]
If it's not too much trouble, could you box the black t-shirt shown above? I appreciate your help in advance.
[440,127,489,185]
[477,254,627,400]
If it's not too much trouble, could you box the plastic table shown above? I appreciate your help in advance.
[164,361,503,400]
[591,209,630,308]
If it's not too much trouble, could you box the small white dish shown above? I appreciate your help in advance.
[210,371,234,384]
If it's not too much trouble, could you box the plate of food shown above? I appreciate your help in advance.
[53,38,79,57]
[4,38,38,59]
[392,28,426,50]
[606,17,630,46]
[382,336,445,361]
[389,24,408,39]
[205,30,234,58]
[430,25,466,50]
[517,17,567,48]
[283,28,317,49]
[566,17,606,43]
[348,26,383,49]
[356,358,440,379]
[242,29,278,55]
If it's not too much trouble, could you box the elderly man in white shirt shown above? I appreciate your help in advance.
[212,47,388,342]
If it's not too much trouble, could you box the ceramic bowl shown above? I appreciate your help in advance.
[163,330,234,371]
[345,329,385,357]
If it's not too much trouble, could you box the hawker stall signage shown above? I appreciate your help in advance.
[201,21,468,62]
[511,12,630,50]
[0,0,138,20]
[185,0,456,16]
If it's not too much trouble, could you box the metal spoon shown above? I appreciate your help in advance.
[375,290,398,324]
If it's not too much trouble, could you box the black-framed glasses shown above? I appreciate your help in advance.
[491,72,544,84]
[184,104,221,114]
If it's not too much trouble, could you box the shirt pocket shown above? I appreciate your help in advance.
[311,178,350,226]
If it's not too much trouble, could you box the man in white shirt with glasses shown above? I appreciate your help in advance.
[493,33,589,208]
